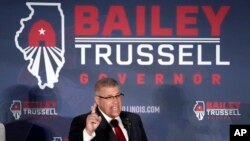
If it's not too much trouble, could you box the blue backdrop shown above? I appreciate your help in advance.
[0,0,250,141]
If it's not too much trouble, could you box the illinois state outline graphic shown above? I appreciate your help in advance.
[15,2,65,89]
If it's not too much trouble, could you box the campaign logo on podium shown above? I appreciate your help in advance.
[15,2,65,89]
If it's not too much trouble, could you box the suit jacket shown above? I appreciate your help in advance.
[69,108,148,141]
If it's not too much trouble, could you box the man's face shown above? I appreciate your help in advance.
[95,86,123,118]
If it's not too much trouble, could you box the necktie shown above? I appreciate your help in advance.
[110,119,126,141]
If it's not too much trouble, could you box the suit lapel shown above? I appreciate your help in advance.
[96,108,117,141]
[120,112,132,141]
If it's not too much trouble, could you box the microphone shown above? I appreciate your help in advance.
[122,118,131,139]
[0,123,5,141]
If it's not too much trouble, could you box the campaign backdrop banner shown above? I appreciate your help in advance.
[0,0,250,141]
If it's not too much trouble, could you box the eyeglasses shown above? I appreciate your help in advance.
[96,93,124,101]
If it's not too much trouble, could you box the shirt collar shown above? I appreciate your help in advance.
[98,107,122,124]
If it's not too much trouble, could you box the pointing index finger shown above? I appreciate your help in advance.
[91,103,97,114]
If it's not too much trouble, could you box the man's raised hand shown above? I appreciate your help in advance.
[85,103,102,135]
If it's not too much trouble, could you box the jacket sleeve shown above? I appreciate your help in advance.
[138,116,148,141]
[69,115,86,141]
[127,113,148,141]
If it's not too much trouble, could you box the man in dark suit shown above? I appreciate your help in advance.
[69,78,148,141]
